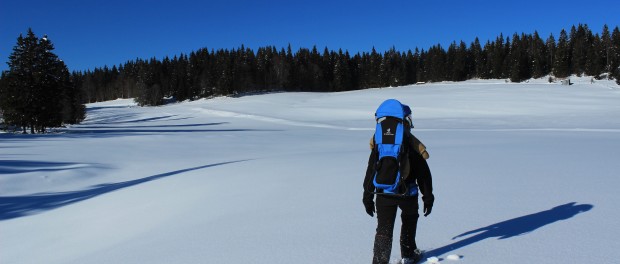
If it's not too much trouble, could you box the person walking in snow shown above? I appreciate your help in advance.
[363,103,434,264]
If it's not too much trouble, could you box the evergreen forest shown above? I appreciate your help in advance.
[72,24,620,106]
[1,24,620,133]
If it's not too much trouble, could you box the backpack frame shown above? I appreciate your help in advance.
[372,99,412,195]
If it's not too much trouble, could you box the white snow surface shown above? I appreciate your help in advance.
[1,77,620,263]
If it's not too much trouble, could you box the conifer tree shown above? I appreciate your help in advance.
[585,34,602,76]
[554,30,571,78]
[416,49,427,82]
[611,27,620,77]
[502,36,513,79]
[601,25,612,75]
[481,40,494,78]
[333,49,351,91]
[570,24,590,76]
[404,49,418,84]
[309,46,324,91]
[369,47,382,87]
[61,69,85,124]
[0,29,83,132]
[4,30,38,132]
[36,35,65,130]
[546,34,557,76]
[470,38,485,78]
[180,54,191,99]
[509,33,530,82]
[426,44,446,82]
[450,41,469,81]
[445,42,457,81]
[490,34,507,78]
[188,50,204,98]
[285,44,296,90]
[530,31,548,78]
[322,47,335,91]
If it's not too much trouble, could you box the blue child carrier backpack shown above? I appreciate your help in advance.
[372,99,414,195]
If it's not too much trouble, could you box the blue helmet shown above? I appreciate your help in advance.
[375,99,406,119]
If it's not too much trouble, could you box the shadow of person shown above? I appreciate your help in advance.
[424,202,593,258]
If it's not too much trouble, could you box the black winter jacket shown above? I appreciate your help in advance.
[363,134,434,204]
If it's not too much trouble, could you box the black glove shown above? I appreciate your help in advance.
[363,199,375,217]
[422,194,434,217]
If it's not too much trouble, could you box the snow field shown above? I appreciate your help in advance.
[1,77,619,263]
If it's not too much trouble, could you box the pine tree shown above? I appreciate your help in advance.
[502,36,512,79]
[174,54,190,100]
[309,46,324,91]
[585,34,602,77]
[322,47,335,91]
[0,72,6,129]
[574,24,593,76]
[481,40,494,78]
[188,50,203,98]
[601,25,612,75]
[445,42,457,81]
[426,44,446,82]
[369,47,382,87]
[285,44,295,90]
[273,47,290,90]
[450,41,469,81]
[611,27,620,77]
[383,47,405,86]
[333,49,352,91]
[0,29,83,133]
[61,69,85,124]
[530,31,548,78]
[36,35,65,131]
[509,33,528,82]
[546,34,556,76]
[489,34,507,79]
[416,49,427,82]
[404,49,418,84]
[554,29,571,78]
[349,52,361,89]
[470,38,485,78]
[4,30,38,132]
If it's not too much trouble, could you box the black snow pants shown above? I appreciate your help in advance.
[372,195,419,264]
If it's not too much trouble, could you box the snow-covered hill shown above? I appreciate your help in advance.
[1,78,619,263]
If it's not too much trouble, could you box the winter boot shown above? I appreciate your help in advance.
[401,249,423,264]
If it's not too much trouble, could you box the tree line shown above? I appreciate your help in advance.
[73,24,620,106]
[2,24,620,133]
[0,28,84,133]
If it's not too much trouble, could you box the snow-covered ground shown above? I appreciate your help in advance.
[1,77,619,263]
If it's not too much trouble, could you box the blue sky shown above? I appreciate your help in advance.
[1,0,619,72]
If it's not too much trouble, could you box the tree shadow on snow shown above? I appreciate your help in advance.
[424,202,593,258]
[0,124,280,140]
[0,160,248,221]
[92,115,187,125]
[63,127,278,136]
[73,122,229,129]
[0,160,106,175]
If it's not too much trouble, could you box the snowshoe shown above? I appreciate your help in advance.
[401,249,423,264]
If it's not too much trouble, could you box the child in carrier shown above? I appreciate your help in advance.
[363,100,435,264]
